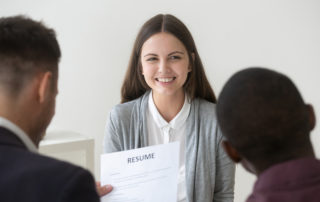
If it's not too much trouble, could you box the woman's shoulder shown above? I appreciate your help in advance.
[109,92,149,120]
[106,100,139,130]
[110,98,140,118]
[193,98,217,114]
[189,98,221,144]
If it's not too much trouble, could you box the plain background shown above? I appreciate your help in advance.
[1,0,319,201]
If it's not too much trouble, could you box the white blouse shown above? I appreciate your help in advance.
[147,91,190,202]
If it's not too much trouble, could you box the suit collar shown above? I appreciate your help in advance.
[0,117,38,153]
[0,127,28,150]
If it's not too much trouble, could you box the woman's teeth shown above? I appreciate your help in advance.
[158,78,174,82]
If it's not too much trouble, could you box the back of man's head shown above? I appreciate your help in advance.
[0,15,60,97]
[217,67,315,173]
[0,15,61,145]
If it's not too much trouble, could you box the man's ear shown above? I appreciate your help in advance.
[222,140,242,163]
[306,104,316,131]
[38,72,52,103]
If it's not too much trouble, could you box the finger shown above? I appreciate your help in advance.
[96,181,102,188]
[98,184,113,196]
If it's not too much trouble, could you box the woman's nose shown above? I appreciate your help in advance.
[158,60,170,73]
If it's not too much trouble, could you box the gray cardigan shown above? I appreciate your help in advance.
[104,91,235,202]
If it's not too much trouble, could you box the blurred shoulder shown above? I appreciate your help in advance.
[28,151,93,179]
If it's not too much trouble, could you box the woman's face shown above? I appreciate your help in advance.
[140,32,191,98]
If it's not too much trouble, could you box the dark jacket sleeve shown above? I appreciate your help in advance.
[60,167,100,202]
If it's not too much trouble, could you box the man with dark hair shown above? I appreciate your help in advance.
[216,67,320,202]
[0,15,102,202]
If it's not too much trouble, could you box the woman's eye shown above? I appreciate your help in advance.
[170,55,181,60]
[146,57,157,62]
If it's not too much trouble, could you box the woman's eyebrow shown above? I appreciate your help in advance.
[168,51,184,56]
[143,53,157,58]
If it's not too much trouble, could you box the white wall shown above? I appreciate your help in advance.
[1,1,319,201]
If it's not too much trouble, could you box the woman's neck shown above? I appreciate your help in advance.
[152,90,185,122]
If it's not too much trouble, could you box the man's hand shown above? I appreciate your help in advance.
[96,181,113,197]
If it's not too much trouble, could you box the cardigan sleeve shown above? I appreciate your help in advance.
[213,127,236,202]
[103,107,123,153]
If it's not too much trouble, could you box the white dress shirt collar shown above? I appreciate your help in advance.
[0,116,38,153]
[148,91,190,130]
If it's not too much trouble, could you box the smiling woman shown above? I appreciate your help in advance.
[141,32,191,119]
[103,14,235,202]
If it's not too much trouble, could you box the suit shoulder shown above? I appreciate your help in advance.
[22,151,92,178]
[36,154,99,201]
[0,147,99,201]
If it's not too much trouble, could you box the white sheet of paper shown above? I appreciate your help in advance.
[100,142,180,202]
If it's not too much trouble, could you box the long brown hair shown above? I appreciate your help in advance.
[121,14,216,103]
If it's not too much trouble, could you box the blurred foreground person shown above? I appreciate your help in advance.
[0,15,103,202]
[217,67,320,202]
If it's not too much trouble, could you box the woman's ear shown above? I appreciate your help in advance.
[188,53,195,72]
[222,140,242,163]
[138,62,144,75]
[38,72,52,103]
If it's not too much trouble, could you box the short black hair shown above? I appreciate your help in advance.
[217,67,310,166]
[0,15,60,96]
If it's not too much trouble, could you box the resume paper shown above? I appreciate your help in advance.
[100,142,180,202]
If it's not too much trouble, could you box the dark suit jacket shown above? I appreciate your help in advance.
[0,127,100,202]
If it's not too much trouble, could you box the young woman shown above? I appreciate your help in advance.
[103,14,235,202]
